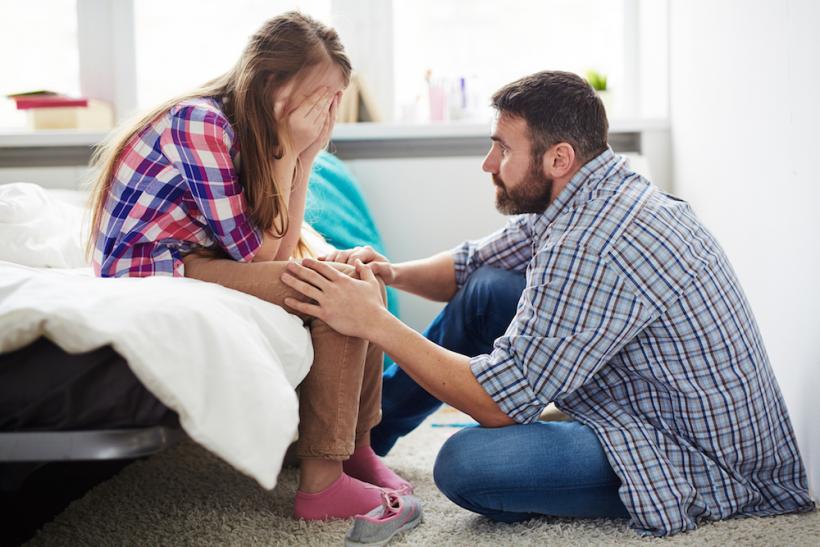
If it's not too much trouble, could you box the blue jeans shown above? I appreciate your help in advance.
[434,421,629,521]
[371,266,526,456]
[373,266,628,521]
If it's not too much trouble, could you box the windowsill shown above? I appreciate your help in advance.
[0,118,669,149]
[0,129,110,148]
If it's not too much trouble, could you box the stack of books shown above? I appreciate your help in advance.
[7,91,113,130]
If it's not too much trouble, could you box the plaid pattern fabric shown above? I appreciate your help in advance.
[94,98,262,277]
[456,148,814,536]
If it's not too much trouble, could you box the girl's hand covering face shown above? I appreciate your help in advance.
[300,92,339,161]
[276,86,333,156]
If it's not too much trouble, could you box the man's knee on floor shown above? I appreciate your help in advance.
[433,427,488,499]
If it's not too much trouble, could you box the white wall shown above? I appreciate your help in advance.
[348,148,665,332]
[669,0,820,496]
[347,156,506,331]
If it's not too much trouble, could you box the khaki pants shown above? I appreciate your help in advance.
[183,255,383,461]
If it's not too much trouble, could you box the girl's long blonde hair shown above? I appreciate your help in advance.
[86,11,351,259]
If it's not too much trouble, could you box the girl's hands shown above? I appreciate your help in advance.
[300,92,339,162]
[276,88,337,159]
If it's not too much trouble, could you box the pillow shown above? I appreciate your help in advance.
[306,151,401,321]
[0,182,90,268]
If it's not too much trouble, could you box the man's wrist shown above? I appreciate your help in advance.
[367,307,402,349]
[391,263,407,290]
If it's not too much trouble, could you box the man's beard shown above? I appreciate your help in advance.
[493,159,553,215]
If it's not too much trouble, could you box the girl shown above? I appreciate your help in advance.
[87,12,411,520]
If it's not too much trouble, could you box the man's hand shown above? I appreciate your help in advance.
[280,258,387,338]
[282,258,514,428]
[320,245,397,285]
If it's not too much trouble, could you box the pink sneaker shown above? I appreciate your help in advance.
[344,491,423,547]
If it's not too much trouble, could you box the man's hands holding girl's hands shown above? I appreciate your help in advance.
[281,258,387,340]
[276,87,340,163]
[320,246,397,285]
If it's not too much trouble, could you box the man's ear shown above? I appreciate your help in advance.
[542,143,576,178]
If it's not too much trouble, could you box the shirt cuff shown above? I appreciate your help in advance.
[469,353,545,424]
[223,222,263,262]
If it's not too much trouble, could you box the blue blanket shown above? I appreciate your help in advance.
[305,151,401,327]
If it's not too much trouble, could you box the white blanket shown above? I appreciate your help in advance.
[0,183,316,489]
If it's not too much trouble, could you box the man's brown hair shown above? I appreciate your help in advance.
[491,70,608,164]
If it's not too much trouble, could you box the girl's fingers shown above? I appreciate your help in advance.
[352,248,375,262]
[301,87,329,118]
[355,259,378,283]
[274,99,286,121]
[330,94,339,120]
[355,259,370,279]
[322,97,336,136]
[309,94,333,125]
[289,87,323,120]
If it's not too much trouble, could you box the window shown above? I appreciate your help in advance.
[392,0,625,122]
[0,0,80,128]
[0,0,667,130]
[133,0,331,110]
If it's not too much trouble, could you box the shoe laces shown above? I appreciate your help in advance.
[378,490,403,518]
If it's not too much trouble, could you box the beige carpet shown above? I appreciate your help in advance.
[29,407,819,546]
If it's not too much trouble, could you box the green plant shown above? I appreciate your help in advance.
[586,69,608,92]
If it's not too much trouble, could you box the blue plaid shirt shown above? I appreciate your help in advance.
[456,148,814,536]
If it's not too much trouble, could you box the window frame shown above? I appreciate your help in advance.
[75,0,656,124]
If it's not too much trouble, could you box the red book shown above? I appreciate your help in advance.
[15,96,89,110]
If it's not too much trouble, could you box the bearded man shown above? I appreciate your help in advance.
[281,71,814,536]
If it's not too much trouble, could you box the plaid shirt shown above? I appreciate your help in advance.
[94,98,262,277]
[456,148,814,536]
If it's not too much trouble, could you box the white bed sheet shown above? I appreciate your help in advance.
[0,182,316,489]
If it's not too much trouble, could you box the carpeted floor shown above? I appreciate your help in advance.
[27,407,819,546]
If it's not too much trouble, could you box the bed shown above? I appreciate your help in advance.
[0,151,395,491]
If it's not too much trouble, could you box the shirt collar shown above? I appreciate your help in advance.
[529,147,623,236]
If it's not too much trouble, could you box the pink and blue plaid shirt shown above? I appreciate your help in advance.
[93,98,262,277]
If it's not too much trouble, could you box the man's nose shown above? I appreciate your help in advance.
[482,151,497,173]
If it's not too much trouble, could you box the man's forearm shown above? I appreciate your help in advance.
[392,251,458,302]
[371,308,514,427]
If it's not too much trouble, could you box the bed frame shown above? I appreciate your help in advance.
[0,426,183,462]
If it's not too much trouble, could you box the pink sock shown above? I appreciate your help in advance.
[343,445,414,494]
[293,473,384,520]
